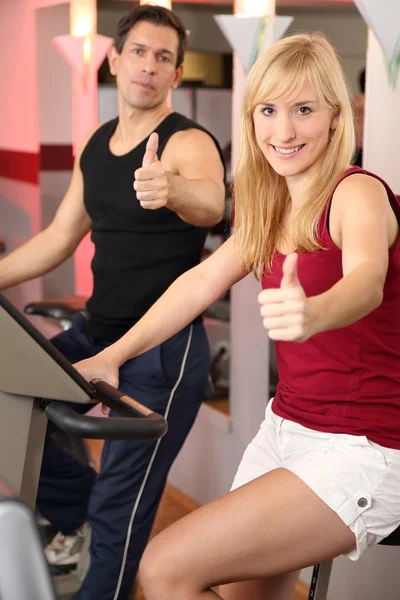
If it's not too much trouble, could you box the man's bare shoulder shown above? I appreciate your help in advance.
[163,127,219,162]
[161,127,223,177]
[168,127,215,147]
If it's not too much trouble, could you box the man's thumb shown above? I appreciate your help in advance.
[142,132,159,167]
[281,252,299,289]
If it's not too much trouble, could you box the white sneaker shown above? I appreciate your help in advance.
[45,522,89,567]
[35,511,51,527]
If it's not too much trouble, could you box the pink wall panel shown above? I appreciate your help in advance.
[0,0,68,152]
[0,0,95,299]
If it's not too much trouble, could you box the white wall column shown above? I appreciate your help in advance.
[229,1,276,446]
[363,32,400,193]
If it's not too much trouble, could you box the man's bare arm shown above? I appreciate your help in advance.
[134,129,226,227]
[165,128,226,226]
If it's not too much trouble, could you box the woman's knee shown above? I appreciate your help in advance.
[139,537,180,596]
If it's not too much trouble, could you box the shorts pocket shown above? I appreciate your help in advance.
[333,435,388,473]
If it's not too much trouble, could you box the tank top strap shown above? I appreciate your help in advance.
[318,166,400,247]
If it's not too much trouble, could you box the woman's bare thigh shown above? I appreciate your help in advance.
[142,467,356,591]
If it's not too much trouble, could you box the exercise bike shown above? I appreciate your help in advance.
[0,293,167,600]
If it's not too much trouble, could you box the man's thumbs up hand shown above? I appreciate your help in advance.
[142,132,159,167]
[134,133,169,210]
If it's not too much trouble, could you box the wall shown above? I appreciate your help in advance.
[97,2,232,54]
[97,3,366,93]
[37,3,72,146]
[0,0,67,152]
[363,32,400,193]
[37,3,75,299]
[281,4,367,94]
[0,0,72,314]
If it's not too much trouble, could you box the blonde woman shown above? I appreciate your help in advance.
[75,33,400,600]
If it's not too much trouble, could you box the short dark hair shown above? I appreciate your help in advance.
[114,5,188,68]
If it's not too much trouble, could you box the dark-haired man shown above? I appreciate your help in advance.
[0,5,225,599]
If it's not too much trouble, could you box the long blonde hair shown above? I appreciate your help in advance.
[234,32,355,276]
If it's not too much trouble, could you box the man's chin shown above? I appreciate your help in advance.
[128,98,159,111]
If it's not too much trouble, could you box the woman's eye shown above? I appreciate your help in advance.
[298,106,311,115]
[262,107,274,116]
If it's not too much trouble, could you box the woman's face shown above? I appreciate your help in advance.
[253,83,337,180]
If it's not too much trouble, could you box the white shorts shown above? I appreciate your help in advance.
[231,400,400,560]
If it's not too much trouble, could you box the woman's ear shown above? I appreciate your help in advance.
[330,113,339,132]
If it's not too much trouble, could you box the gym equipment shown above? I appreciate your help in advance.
[25,296,88,331]
[310,524,400,599]
[0,292,168,599]
[0,476,57,600]
[24,295,279,401]
[24,297,233,398]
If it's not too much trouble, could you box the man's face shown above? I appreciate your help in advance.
[109,21,183,110]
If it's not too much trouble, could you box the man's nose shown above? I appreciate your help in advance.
[142,53,157,74]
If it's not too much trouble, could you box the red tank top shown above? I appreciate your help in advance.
[262,167,400,448]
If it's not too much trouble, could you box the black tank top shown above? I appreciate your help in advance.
[80,112,224,342]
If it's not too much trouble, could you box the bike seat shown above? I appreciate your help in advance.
[24,296,87,322]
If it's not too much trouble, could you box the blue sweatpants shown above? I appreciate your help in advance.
[36,313,210,600]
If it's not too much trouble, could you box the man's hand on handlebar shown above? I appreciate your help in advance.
[73,352,120,415]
